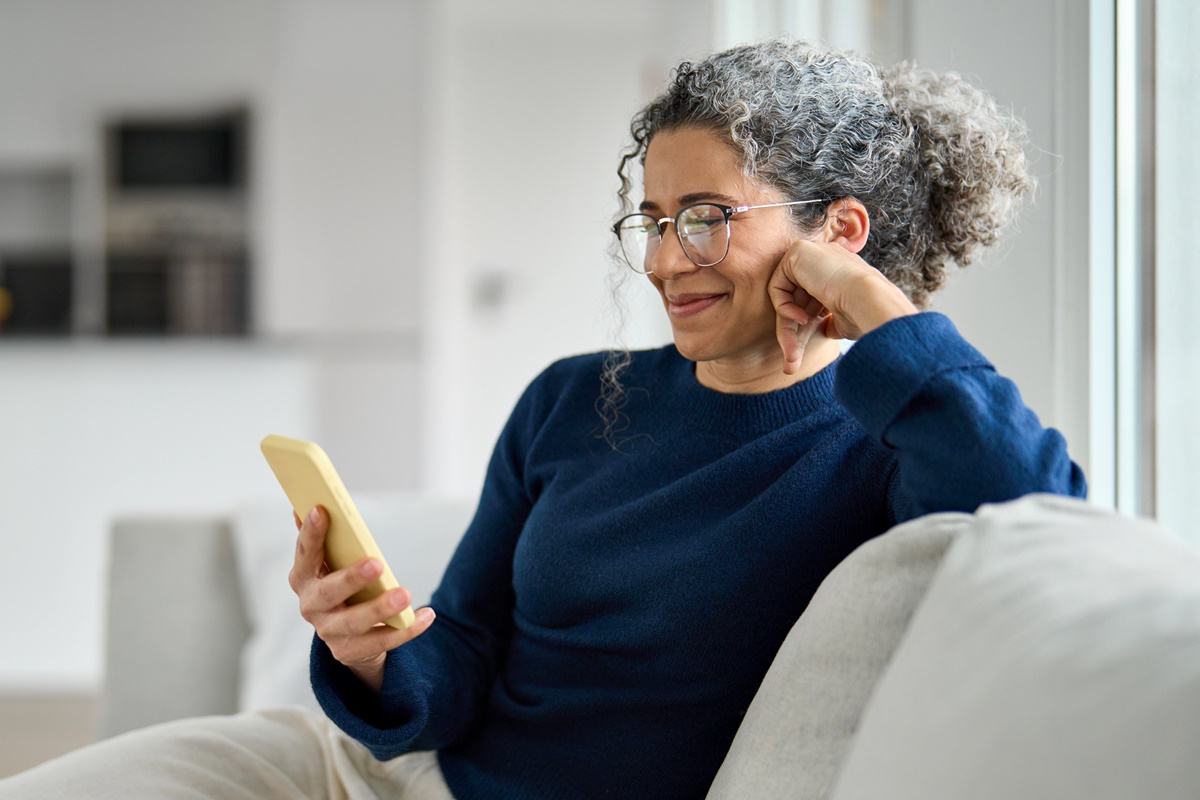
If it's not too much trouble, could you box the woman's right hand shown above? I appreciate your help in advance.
[289,506,436,692]
[770,236,917,373]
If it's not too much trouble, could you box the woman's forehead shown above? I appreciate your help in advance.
[642,127,773,206]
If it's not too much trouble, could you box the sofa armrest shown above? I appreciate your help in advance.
[97,516,251,738]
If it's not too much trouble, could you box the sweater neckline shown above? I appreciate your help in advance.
[660,346,840,438]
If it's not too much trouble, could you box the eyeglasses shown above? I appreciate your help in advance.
[611,199,825,274]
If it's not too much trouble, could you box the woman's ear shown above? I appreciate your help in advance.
[822,197,870,254]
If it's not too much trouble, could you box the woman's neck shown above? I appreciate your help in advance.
[693,338,840,394]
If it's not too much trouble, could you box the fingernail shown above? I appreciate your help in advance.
[416,607,436,625]
[308,507,320,525]
[360,558,381,577]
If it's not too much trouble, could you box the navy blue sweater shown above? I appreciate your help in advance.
[311,313,1086,799]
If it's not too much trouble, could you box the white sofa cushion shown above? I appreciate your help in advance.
[830,494,1200,800]
[230,493,472,713]
[707,509,972,799]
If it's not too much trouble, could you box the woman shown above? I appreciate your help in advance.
[0,38,1084,800]
[296,38,1085,798]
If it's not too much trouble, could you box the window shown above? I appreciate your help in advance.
[1154,0,1199,540]
[1106,0,1199,540]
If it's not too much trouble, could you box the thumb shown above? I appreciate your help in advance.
[775,303,828,375]
[776,311,805,373]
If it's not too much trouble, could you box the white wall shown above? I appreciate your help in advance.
[255,0,424,492]
[257,0,421,338]
[419,0,704,497]
[0,0,278,164]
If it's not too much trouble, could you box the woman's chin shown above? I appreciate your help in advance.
[669,333,775,367]
[668,333,717,363]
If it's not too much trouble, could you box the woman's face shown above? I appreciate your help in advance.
[641,126,800,370]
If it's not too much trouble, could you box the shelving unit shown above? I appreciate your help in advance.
[0,109,252,339]
[0,167,75,335]
[102,108,251,336]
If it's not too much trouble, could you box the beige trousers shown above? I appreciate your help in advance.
[0,707,454,800]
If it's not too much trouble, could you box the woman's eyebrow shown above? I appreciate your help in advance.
[678,191,740,206]
[639,192,741,212]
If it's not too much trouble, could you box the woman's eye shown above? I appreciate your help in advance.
[681,218,721,236]
[620,218,658,236]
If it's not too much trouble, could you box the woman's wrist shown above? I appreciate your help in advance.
[350,658,386,693]
[851,272,919,337]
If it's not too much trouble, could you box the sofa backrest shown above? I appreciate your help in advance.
[712,494,1200,800]
[100,493,473,737]
[100,516,250,739]
[829,495,1200,800]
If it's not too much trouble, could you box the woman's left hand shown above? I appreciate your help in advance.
[769,238,918,374]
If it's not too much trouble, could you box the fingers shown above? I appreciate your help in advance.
[770,242,835,331]
[768,266,816,326]
[772,240,855,344]
[305,556,387,617]
[284,504,435,686]
[773,239,842,318]
[312,578,437,668]
[296,553,437,669]
[288,506,329,593]
[323,605,437,666]
[770,256,828,374]
[775,239,918,341]
[323,584,411,637]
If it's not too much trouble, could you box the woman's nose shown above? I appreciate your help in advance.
[649,226,699,278]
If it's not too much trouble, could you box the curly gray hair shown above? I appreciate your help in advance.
[599,38,1035,444]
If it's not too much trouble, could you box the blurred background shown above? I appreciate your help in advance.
[0,0,1192,778]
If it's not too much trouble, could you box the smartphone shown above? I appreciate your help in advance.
[259,434,414,629]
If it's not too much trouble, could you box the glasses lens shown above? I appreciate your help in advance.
[677,204,729,267]
[616,214,660,274]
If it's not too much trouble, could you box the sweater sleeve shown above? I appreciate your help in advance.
[834,312,1087,525]
[309,366,553,760]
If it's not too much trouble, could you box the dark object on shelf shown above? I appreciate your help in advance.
[111,112,247,191]
[0,251,73,335]
[107,251,248,335]
[106,254,168,334]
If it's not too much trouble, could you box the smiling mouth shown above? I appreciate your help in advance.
[667,293,725,317]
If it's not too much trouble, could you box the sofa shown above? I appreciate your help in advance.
[100,493,1200,799]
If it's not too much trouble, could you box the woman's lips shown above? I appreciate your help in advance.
[667,293,725,317]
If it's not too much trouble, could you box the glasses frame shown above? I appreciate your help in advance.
[611,199,826,274]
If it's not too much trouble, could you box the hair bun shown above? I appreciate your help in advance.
[882,63,1035,284]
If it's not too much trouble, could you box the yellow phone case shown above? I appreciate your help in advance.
[259,434,414,629]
